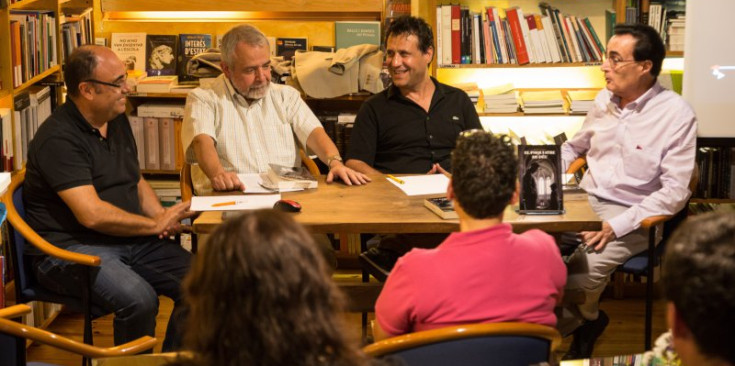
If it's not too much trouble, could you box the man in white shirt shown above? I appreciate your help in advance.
[182,24,369,194]
[560,23,697,359]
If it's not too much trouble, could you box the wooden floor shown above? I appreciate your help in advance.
[25,285,668,365]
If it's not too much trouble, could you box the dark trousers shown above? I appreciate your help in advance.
[34,238,191,351]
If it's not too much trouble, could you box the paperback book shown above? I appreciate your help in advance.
[178,33,212,84]
[517,144,564,214]
[145,34,177,76]
[276,37,307,61]
[110,33,147,72]
[261,163,318,190]
[335,21,381,50]
[424,197,458,219]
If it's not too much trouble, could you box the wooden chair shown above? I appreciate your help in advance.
[363,322,561,366]
[0,304,157,366]
[2,170,105,365]
[566,156,699,349]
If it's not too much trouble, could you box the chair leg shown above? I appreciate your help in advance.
[613,271,625,299]
[82,267,94,366]
[191,233,199,254]
[645,227,655,351]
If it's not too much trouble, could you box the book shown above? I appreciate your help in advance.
[275,37,307,61]
[110,33,147,72]
[158,118,175,171]
[424,197,458,220]
[135,75,178,93]
[136,102,185,119]
[178,33,212,84]
[145,34,177,76]
[128,115,146,168]
[143,118,160,170]
[517,144,564,214]
[335,21,381,50]
[261,163,318,190]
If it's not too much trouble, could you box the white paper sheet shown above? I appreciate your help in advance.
[190,194,281,211]
[237,173,303,193]
[387,174,450,196]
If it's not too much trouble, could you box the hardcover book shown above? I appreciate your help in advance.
[261,163,318,190]
[110,33,147,72]
[145,34,177,76]
[178,33,212,84]
[335,21,380,50]
[517,144,564,214]
[276,37,307,61]
[424,197,458,220]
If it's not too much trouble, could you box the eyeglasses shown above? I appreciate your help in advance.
[602,56,640,70]
[83,75,128,89]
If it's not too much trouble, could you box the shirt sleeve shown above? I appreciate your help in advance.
[182,89,218,163]
[281,86,321,149]
[375,256,418,337]
[33,132,93,192]
[561,107,599,172]
[607,113,697,237]
[345,100,379,166]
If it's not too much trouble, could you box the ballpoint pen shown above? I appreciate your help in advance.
[386,174,405,184]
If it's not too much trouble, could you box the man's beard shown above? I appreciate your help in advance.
[244,82,269,100]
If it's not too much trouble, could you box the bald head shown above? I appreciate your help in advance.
[64,45,121,97]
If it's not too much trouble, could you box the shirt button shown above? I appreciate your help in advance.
[429,135,434,139]
[426,116,430,121]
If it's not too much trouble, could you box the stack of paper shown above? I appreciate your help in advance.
[520,90,567,114]
[566,90,598,115]
[482,83,520,114]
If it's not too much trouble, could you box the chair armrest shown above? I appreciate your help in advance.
[640,215,673,229]
[566,157,587,174]
[1,171,100,267]
[0,304,32,318]
[0,316,157,357]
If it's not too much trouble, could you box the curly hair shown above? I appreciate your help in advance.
[663,211,735,364]
[451,132,518,219]
[173,210,370,366]
[384,15,434,55]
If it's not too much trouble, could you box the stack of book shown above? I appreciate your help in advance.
[482,83,519,113]
[520,90,567,114]
[455,82,480,108]
[135,75,178,93]
[666,15,685,52]
[565,90,598,115]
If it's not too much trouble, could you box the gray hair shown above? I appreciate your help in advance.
[221,24,269,68]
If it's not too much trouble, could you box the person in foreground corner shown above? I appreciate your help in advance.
[169,210,382,366]
[345,15,482,278]
[658,210,735,366]
[373,131,566,341]
[182,24,369,195]
[23,45,194,350]
[559,23,697,359]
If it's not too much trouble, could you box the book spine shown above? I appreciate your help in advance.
[505,8,529,65]
[451,4,461,65]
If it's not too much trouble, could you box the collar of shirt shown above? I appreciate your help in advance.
[223,76,263,108]
[386,76,446,107]
[65,99,112,140]
[440,223,513,249]
[607,82,664,116]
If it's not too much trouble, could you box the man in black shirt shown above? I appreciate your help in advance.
[24,45,194,350]
[346,16,481,175]
[345,16,481,279]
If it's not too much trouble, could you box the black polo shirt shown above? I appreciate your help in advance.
[346,77,481,174]
[23,100,145,250]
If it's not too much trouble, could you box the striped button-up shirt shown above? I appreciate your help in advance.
[561,82,697,238]
[182,75,321,194]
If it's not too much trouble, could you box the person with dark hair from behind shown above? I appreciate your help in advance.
[170,210,378,366]
[559,23,697,359]
[346,15,481,280]
[660,211,735,366]
[373,131,566,340]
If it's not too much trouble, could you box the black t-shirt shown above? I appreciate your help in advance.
[346,77,482,174]
[23,100,146,250]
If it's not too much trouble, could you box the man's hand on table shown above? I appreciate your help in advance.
[580,221,617,252]
[211,171,246,192]
[327,162,371,185]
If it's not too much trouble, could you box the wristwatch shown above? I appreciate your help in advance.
[327,155,343,169]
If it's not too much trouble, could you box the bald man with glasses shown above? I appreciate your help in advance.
[23,45,194,350]
[558,24,697,359]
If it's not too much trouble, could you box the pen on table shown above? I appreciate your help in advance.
[386,174,405,185]
[211,201,238,208]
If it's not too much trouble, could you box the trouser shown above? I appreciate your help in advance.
[557,195,655,336]
[34,238,191,351]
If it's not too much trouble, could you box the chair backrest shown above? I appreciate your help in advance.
[180,162,194,203]
[4,171,36,302]
[363,323,561,366]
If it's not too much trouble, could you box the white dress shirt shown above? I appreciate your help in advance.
[182,74,321,194]
[561,82,697,238]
